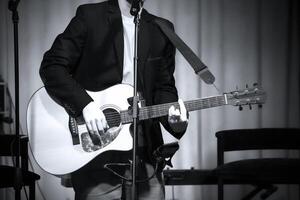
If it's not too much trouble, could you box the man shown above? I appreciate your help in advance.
[40,0,188,199]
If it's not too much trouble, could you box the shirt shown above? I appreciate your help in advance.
[121,13,135,86]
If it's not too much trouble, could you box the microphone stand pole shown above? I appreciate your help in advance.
[8,0,22,199]
[131,2,143,199]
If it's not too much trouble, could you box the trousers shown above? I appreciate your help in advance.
[72,152,165,200]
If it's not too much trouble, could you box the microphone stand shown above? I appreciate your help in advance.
[8,0,22,200]
[130,1,143,199]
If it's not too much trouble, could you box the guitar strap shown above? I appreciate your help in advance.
[154,18,215,85]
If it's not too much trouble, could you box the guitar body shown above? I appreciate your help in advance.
[27,84,133,176]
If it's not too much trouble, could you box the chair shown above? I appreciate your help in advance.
[215,128,300,200]
[163,168,218,185]
[0,134,40,200]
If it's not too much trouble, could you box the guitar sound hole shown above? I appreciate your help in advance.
[103,108,121,128]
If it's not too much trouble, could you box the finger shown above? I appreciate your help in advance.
[85,121,92,133]
[95,119,105,144]
[99,111,109,129]
[169,107,182,123]
[174,109,181,122]
[87,120,102,146]
[178,99,187,121]
[168,105,176,116]
[102,119,109,132]
[168,106,175,123]
[174,109,180,116]
[168,106,178,122]
[169,106,175,116]
[91,120,100,136]
[96,118,104,135]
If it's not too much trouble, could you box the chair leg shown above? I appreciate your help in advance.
[29,183,35,200]
[241,186,263,200]
[298,184,300,200]
[14,188,21,200]
[218,178,224,200]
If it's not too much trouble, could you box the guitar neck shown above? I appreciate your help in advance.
[120,95,227,124]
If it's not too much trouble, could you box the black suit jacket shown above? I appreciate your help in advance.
[40,0,185,157]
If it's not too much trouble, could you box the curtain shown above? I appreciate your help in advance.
[0,0,299,199]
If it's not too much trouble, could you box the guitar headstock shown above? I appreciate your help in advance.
[225,83,266,110]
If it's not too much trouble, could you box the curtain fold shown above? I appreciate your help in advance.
[0,0,298,199]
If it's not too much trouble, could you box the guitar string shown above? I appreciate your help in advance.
[138,98,225,120]
[97,97,225,125]
[102,106,224,122]
[101,106,225,125]
[102,97,225,120]
[103,97,225,119]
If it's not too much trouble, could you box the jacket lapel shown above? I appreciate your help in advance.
[138,10,153,90]
[107,0,124,74]
[139,10,152,61]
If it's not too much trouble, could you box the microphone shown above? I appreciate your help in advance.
[8,0,20,12]
[130,0,144,16]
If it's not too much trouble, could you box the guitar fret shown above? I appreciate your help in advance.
[120,111,132,124]
[120,95,226,124]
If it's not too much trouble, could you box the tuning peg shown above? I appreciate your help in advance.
[239,105,243,111]
[246,84,249,88]
[253,83,258,87]
[249,104,252,110]
[258,104,263,108]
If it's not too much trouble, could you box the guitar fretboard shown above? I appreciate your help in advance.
[120,95,226,124]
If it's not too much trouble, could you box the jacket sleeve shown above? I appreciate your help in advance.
[39,6,93,117]
[153,20,186,140]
